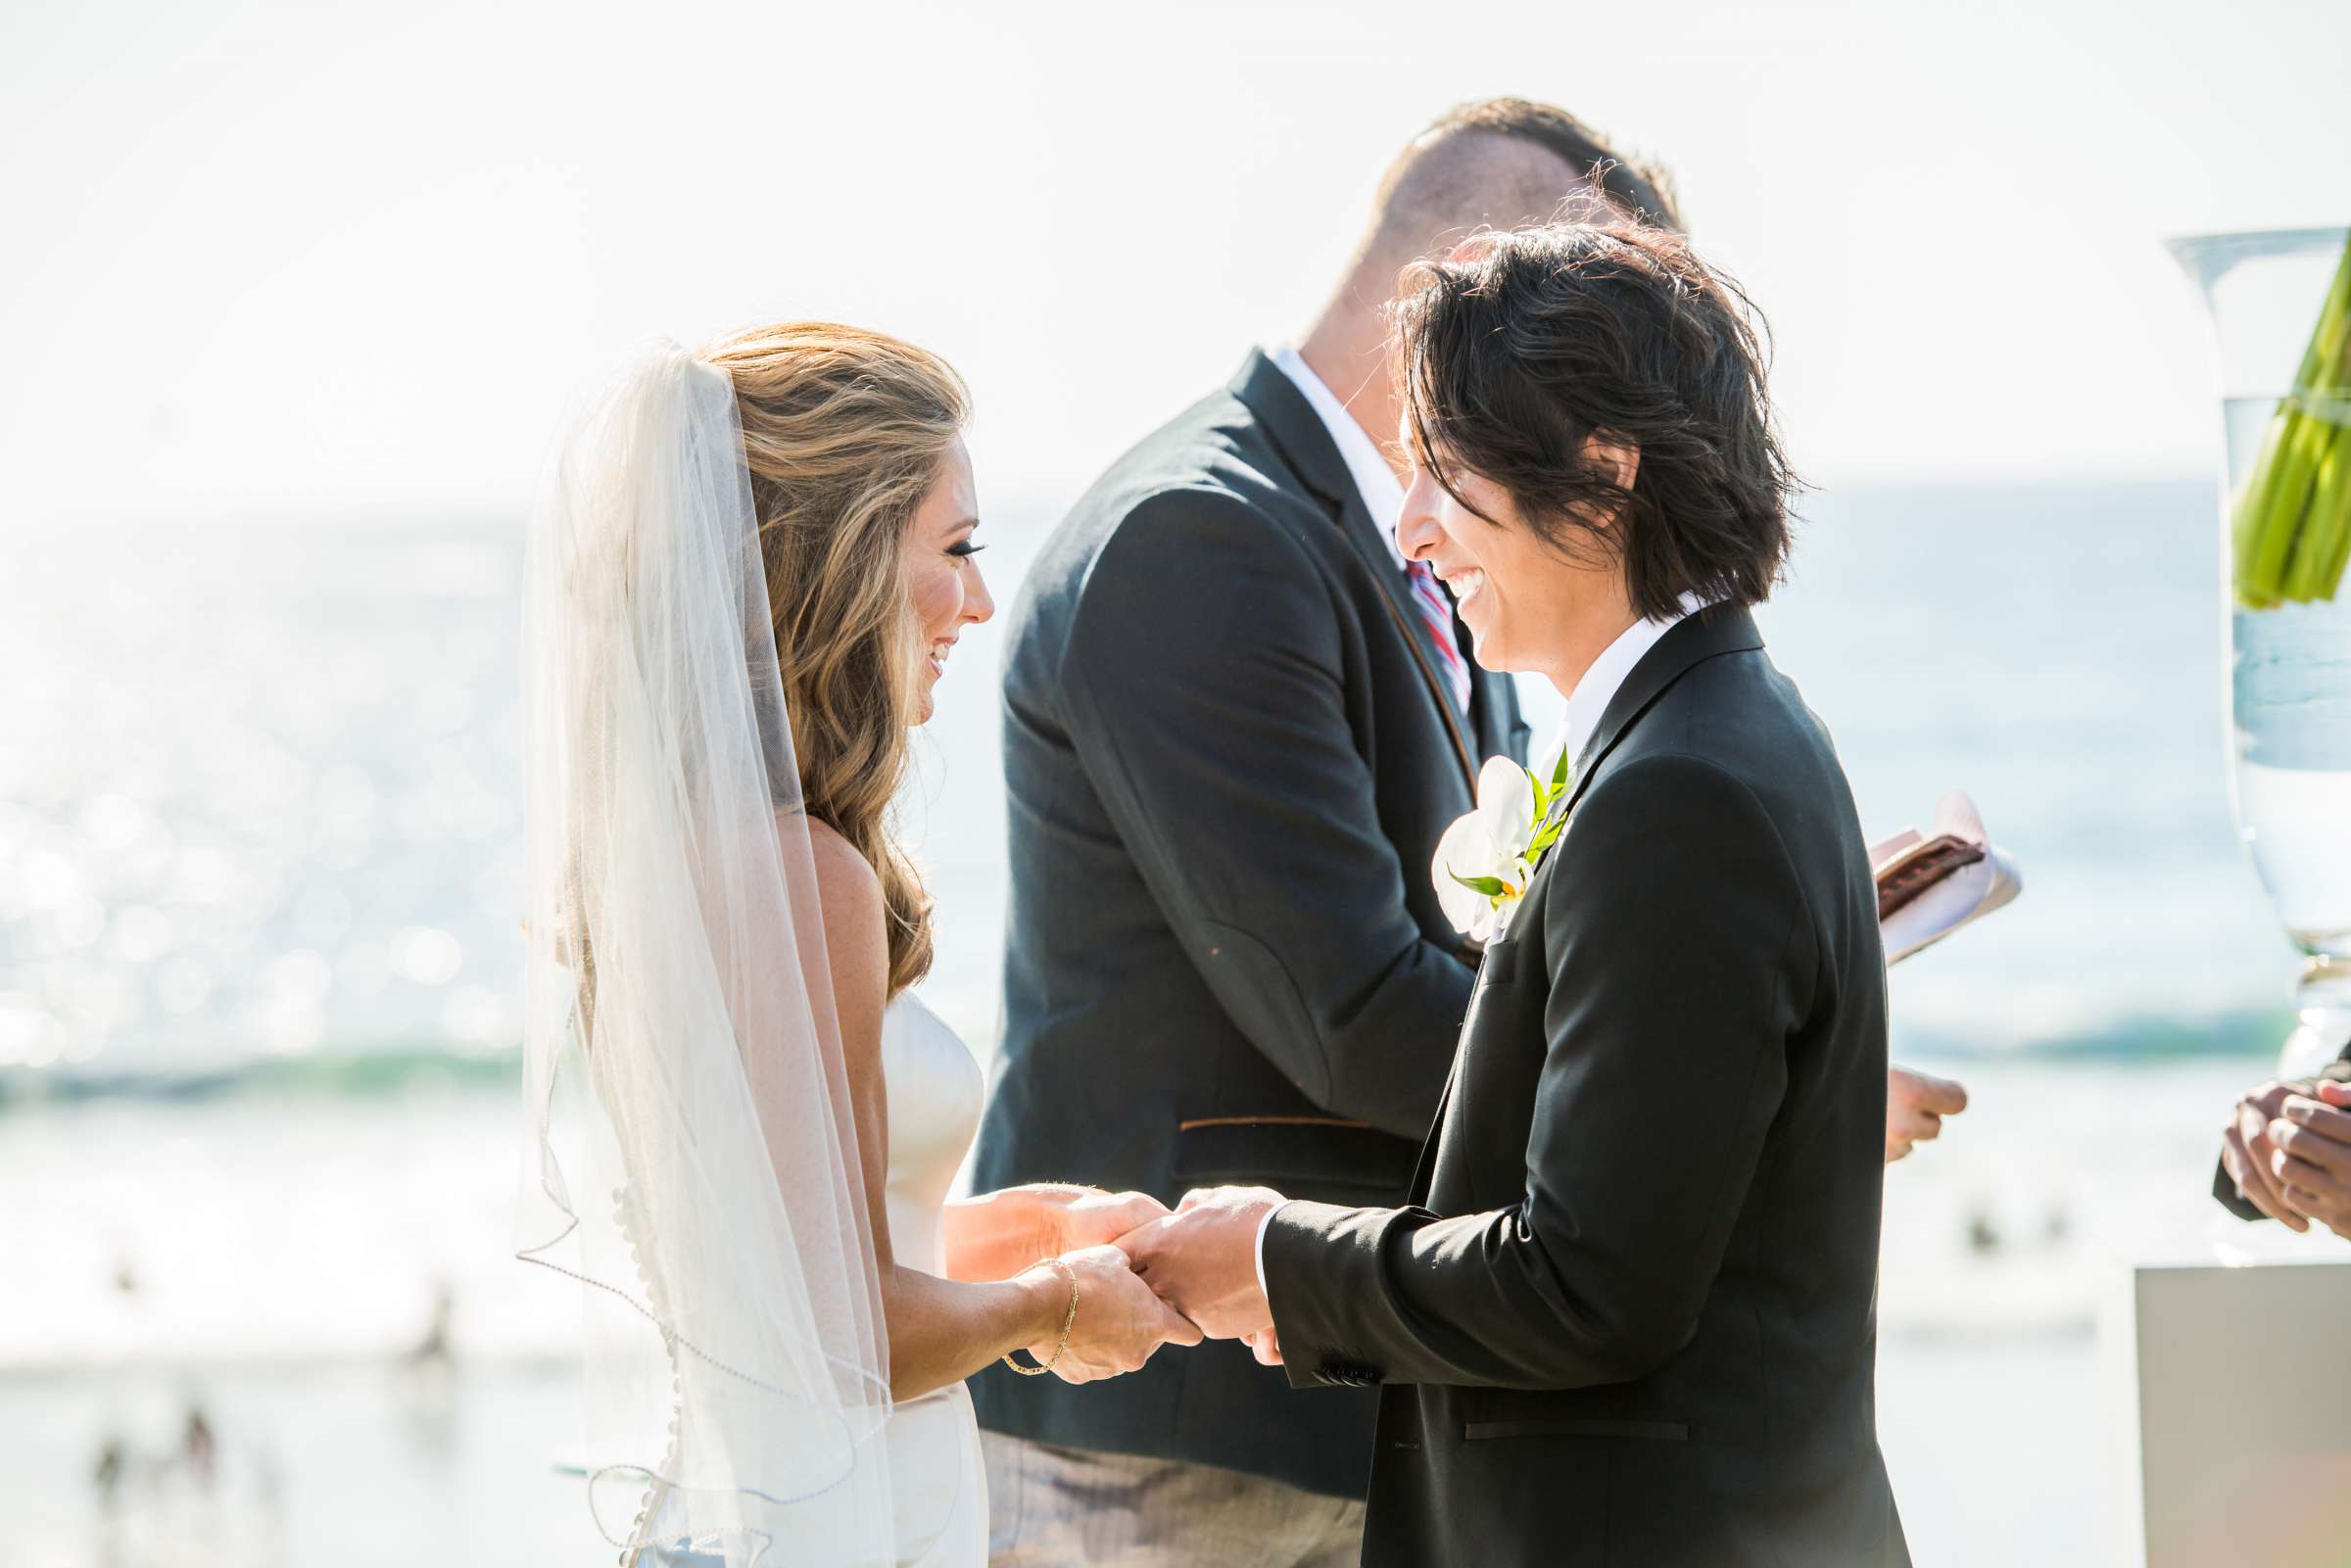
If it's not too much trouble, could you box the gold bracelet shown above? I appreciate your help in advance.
[1000,1257,1080,1376]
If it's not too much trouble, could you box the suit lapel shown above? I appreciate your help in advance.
[1228,352,1479,793]
[1409,1061,1457,1202]
[1554,606,1766,824]
[1405,606,1767,1203]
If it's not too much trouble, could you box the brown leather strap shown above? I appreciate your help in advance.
[1176,1115,1377,1132]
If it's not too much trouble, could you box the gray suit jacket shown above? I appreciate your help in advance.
[969,351,1528,1497]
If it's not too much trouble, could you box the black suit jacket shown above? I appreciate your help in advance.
[1263,609,1909,1567]
[970,352,1529,1497]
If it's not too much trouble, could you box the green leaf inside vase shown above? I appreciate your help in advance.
[2233,230,2351,609]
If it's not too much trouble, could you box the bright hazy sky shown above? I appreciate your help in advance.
[6,0,2348,529]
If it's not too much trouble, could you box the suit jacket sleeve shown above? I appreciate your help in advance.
[1056,487,1473,1139]
[1262,754,1815,1389]
[2212,1043,2351,1220]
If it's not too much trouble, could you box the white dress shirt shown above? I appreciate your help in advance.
[1250,591,1707,1306]
[1271,347,1407,568]
[1550,592,1706,767]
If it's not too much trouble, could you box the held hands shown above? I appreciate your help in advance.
[1023,1186,1211,1381]
[2262,1079,2351,1236]
[2222,1078,2319,1232]
[1118,1185,1287,1342]
[1019,1244,1202,1384]
[998,1181,1292,1384]
[999,1181,1173,1259]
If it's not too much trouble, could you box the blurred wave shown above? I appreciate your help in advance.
[0,1006,2297,1118]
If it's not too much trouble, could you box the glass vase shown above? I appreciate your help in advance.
[2171,226,2351,1079]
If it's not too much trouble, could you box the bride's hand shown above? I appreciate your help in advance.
[944,1186,1173,1286]
[1008,1183,1171,1256]
[1019,1244,1201,1384]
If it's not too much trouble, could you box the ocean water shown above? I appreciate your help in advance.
[0,476,2301,1077]
[1,476,2335,1566]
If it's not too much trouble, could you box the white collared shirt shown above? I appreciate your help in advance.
[1549,592,1709,769]
[1271,346,1407,570]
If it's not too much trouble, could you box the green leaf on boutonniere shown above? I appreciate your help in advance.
[1527,748,1574,824]
[1448,871,1511,897]
[1527,816,1567,856]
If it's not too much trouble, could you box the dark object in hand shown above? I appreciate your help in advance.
[1875,834,1986,922]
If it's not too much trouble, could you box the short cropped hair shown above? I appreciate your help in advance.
[1393,219,1795,621]
[1388,98,1683,232]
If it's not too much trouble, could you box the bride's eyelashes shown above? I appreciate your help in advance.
[947,541,986,558]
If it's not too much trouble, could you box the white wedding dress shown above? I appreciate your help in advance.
[647,990,988,1568]
[875,990,990,1567]
[524,347,990,1568]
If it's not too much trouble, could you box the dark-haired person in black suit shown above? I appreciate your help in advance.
[968,100,1679,1568]
[1128,219,1907,1567]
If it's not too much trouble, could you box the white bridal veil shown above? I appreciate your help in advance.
[517,345,894,1565]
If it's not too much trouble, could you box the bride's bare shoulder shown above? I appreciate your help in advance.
[797,818,887,981]
[801,816,879,894]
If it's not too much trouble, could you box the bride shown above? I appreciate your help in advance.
[517,325,1200,1567]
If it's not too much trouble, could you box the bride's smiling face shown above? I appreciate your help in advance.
[904,437,993,724]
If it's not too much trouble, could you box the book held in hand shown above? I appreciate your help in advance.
[1870,790,2021,966]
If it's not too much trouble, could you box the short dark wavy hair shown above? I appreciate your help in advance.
[1392,219,1795,623]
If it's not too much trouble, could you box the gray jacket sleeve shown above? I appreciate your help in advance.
[1057,488,1472,1139]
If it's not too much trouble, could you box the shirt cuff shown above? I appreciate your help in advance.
[1254,1200,1290,1302]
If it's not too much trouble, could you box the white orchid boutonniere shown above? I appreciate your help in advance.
[1432,741,1575,941]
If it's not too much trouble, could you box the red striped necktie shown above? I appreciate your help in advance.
[1404,559,1473,716]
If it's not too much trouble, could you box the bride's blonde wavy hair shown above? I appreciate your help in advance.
[698,321,971,997]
